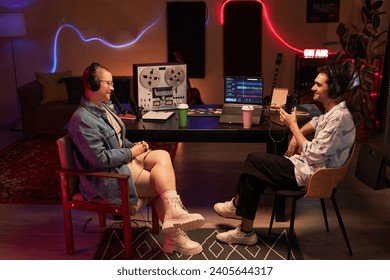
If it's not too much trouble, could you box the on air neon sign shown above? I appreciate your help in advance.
[304,49,329,58]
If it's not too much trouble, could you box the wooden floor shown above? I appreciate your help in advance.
[0,126,390,260]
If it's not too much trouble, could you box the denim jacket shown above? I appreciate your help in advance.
[68,97,138,205]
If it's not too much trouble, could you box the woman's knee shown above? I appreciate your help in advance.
[146,149,172,167]
[154,149,171,162]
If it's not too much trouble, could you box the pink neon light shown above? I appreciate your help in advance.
[220,0,304,53]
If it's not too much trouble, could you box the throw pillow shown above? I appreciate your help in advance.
[63,77,85,104]
[35,71,71,104]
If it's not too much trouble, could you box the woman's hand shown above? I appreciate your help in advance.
[130,141,149,158]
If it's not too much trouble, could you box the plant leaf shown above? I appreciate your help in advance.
[362,6,371,23]
[373,13,380,29]
[365,0,372,10]
[372,1,383,10]
[336,23,346,36]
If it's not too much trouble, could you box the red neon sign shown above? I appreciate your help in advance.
[304,49,329,58]
[220,0,304,54]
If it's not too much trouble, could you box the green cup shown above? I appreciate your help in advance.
[177,103,189,127]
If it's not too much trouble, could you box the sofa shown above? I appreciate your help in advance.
[18,72,133,135]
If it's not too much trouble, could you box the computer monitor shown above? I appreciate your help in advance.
[224,76,263,105]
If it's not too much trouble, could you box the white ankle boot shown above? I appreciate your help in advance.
[162,229,203,255]
[162,195,205,233]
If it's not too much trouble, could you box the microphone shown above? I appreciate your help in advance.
[296,85,312,98]
[284,94,296,114]
[129,97,145,129]
[110,91,126,115]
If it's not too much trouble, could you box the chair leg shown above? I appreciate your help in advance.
[63,208,74,255]
[320,198,329,232]
[331,196,353,256]
[98,212,106,227]
[287,198,297,260]
[269,196,278,234]
[122,214,132,259]
[151,202,159,234]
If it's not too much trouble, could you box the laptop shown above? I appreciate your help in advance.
[219,76,263,124]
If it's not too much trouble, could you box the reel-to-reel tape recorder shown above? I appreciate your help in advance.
[133,62,187,111]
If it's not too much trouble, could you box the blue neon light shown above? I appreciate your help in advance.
[51,12,163,72]
[51,4,210,73]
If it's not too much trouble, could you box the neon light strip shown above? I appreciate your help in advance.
[51,12,164,72]
[51,4,212,73]
[220,0,304,54]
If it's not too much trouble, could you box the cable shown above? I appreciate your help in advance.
[268,118,287,145]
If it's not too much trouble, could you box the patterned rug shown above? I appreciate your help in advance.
[94,224,303,260]
[0,136,61,204]
[0,136,177,204]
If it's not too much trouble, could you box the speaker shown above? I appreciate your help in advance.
[355,143,390,190]
[223,1,262,77]
[167,1,205,78]
[84,62,101,92]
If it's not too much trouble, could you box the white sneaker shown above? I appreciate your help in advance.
[162,195,205,233]
[214,198,241,219]
[162,229,203,255]
[216,225,258,245]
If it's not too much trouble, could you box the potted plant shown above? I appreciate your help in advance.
[325,0,388,141]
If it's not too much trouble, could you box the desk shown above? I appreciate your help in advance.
[123,104,321,221]
[124,114,289,154]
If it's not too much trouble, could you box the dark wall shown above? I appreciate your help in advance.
[223,1,262,77]
[167,1,206,78]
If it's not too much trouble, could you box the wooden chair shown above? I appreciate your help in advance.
[56,135,159,259]
[269,144,356,259]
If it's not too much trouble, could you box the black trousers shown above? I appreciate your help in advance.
[235,152,301,220]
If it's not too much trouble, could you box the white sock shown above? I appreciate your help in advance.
[161,190,177,199]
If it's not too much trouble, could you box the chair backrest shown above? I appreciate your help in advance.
[305,143,356,199]
[56,135,79,199]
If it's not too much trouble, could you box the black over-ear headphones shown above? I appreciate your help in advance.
[327,66,342,99]
[85,62,101,91]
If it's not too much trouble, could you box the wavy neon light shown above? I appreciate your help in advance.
[51,4,211,73]
[51,12,164,72]
[220,0,304,54]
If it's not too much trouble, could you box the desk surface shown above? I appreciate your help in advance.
[123,104,321,153]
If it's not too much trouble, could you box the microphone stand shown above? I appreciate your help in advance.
[129,97,145,129]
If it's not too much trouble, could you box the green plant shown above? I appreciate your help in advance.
[325,0,388,137]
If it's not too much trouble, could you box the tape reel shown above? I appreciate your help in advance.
[165,66,186,88]
[140,67,161,89]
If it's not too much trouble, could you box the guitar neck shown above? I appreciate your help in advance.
[271,53,283,94]
[271,64,280,92]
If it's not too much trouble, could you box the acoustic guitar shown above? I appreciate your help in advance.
[172,50,204,105]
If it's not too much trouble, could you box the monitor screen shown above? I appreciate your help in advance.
[224,76,263,105]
